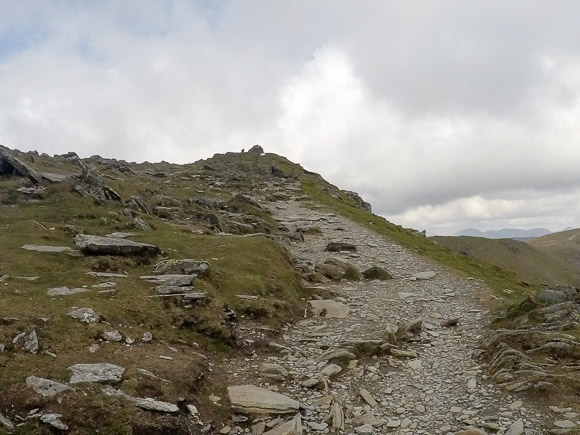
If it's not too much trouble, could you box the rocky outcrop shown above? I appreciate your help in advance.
[343,190,372,213]
[0,146,43,183]
[75,234,160,257]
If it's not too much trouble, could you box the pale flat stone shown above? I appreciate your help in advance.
[506,419,525,435]
[68,363,125,384]
[40,414,68,431]
[22,245,72,253]
[228,385,299,415]
[0,413,14,431]
[26,376,72,397]
[414,271,436,280]
[48,286,88,296]
[359,389,377,407]
[309,300,350,318]
[320,363,342,377]
[408,359,422,370]
[102,386,178,412]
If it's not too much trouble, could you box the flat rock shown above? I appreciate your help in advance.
[68,307,100,323]
[227,385,299,415]
[22,245,73,253]
[414,271,436,280]
[359,389,377,407]
[26,376,72,397]
[140,274,195,286]
[68,363,125,384]
[75,234,160,257]
[320,363,342,377]
[456,430,487,435]
[309,300,350,318]
[48,286,89,296]
[153,259,209,276]
[40,413,68,431]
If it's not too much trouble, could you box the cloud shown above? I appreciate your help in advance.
[1,1,580,234]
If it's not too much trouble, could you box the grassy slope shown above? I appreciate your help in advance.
[300,174,537,303]
[431,235,580,287]
[530,228,580,270]
[0,150,306,433]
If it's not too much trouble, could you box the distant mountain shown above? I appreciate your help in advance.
[456,228,551,240]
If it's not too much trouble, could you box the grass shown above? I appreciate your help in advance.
[0,154,307,432]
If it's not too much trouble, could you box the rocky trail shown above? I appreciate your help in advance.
[223,196,577,434]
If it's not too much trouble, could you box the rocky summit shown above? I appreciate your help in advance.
[0,145,578,434]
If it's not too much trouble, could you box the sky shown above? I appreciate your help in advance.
[1,1,580,235]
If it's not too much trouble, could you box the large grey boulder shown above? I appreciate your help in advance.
[26,376,72,397]
[75,234,159,257]
[68,363,125,384]
[227,385,299,415]
[248,144,264,154]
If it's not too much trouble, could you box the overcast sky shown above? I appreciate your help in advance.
[1,1,580,235]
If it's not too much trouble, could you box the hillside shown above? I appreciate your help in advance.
[530,227,580,270]
[431,235,580,287]
[1,145,578,433]
[456,227,551,240]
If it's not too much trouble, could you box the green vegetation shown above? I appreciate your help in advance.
[432,235,580,287]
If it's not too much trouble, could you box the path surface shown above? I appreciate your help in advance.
[226,198,558,434]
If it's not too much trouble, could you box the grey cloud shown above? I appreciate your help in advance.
[1,1,580,234]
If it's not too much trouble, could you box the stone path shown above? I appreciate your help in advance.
[225,198,572,434]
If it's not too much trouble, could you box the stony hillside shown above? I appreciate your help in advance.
[1,145,578,434]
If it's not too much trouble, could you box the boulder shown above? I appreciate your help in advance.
[248,144,264,154]
[48,286,89,296]
[309,300,350,318]
[536,289,568,305]
[69,307,100,323]
[26,376,72,397]
[103,386,178,412]
[362,266,393,280]
[75,234,159,257]
[343,190,372,212]
[227,385,299,415]
[326,242,357,252]
[315,263,345,281]
[68,363,125,384]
